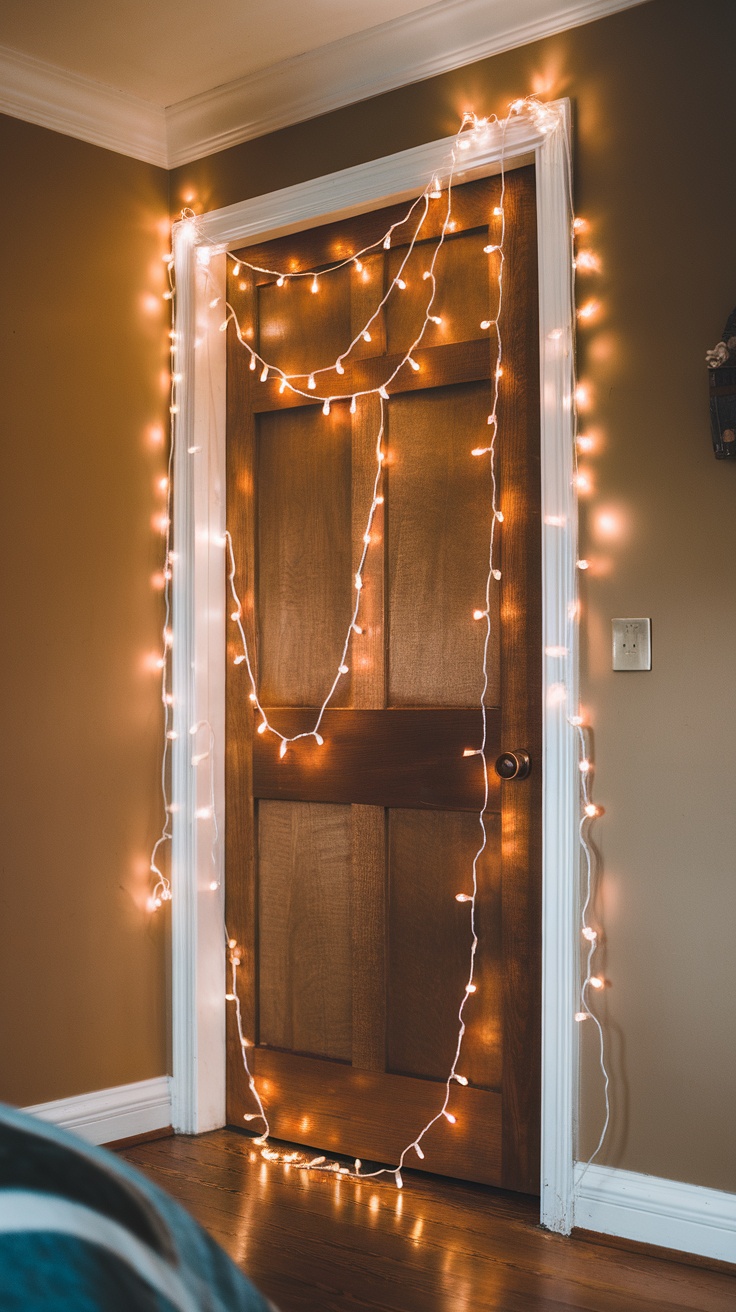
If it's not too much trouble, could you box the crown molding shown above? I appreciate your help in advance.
[0,43,167,167]
[165,0,646,167]
[0,0,645,169]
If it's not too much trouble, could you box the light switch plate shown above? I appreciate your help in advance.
[612,618,651,671]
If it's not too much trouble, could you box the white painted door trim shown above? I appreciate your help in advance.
[170,101,578,1233]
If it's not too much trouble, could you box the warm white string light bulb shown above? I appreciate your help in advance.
[161,96,611,1190]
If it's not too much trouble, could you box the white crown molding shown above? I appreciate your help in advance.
[0,43,167,167]
[575,1163,736,1265]
[24,1076,172,1146]
[1,0,645,169]
[165,0,646,167]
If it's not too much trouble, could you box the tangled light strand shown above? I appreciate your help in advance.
[223,105,520,1184]
[147,253,178,913]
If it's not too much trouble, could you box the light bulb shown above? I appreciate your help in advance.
[443,1111,457,1124]
[577,434,595,452]
[569,715,584,727]
[249,356,257,371]
[575,1011,590,1022]
[396,278,407,290]
[232,262,241,276]
[209,296,220,308]
[465,982,477,994]
[379,386,389,400]
[277,275,285,287]
[454,1074,468,1085]
[323,400,331,415]
[352,623,363,634]
[496,510,504,522]
[414,1143,425,1159]
[589,976,604,990]
[493,206,503,217]
[354,258,363,272]
[363,331,372,343]
[231,610,241,621]
[480,319,492,330]
[574,473,591,492]
[363,532,371,544]
[335,360,344,374]
[234,655,246,665]
[375,495,384,504]
[473,609,485,620]
[484,244,499,254]
[257,721,267,734]
[163,290,173,301]
[455,893,472,902]
[279,740,287,759]
[279,378,287,393]
[492,569,502,580]
[166,730,178,740]
[311,275,318,294]
[408,357,420,372]
[355,574,363,590]
[462,748,478,757]
[573,217,587,233]
[249,692,257,702]
[349,395,357,414]
[582,927,598,941]
[383,236,391,250]
[575,250,599,272]
[423,270,432,280]
[471,446,490,457]
[429,177,441,198]
[308,375,316,390]
[430,315,443,325]
[579,759,591,773]
[577,300,599,321]
[495,367,504,379]
[576,559,590,571]
[260,364,268,382]
[584,803,599,817]
[395,1171,403,1188]
[314,733,324,746]
[339,664,349,674]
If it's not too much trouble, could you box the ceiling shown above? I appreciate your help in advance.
[0,0,437,106]
[0,0,646,167]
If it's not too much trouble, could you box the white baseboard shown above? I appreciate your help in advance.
[24,1076,172,1147]
[574,1163,736,1265]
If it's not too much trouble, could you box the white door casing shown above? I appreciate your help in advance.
[169,100,578,1234]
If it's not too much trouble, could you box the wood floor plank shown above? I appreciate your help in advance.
[121,1132,736,1312]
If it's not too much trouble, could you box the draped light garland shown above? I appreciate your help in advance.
[148,94,610,1185]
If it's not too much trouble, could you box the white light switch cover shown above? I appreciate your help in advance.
[612,618,651,671]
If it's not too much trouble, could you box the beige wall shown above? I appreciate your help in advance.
[2,0,734,1195]
[0,116,170,1104]
[171,0,736,1192]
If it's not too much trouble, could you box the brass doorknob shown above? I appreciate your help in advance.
[494,750,531,780]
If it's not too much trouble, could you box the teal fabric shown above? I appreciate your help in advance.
[0,1104,274,1311]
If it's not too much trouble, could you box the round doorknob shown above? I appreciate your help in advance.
[495,750,531,780]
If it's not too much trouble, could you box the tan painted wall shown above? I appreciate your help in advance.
[0,115,170,1105]
[172,0,736,1192]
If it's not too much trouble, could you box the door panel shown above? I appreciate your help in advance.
[387,383,501,706]
[258,800,352,1061]
[226,166,541,1192]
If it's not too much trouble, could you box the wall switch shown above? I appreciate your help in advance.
[612,618,651,671]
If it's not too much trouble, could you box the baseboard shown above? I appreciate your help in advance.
[574,1163,736,1265]
[24,1077,172,1148]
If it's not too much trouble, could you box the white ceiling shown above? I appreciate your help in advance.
[0,0,440,106]
[0,0,646,167]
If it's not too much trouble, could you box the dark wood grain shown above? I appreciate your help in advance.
[257,801,352,1060]
[249,338,492,413]
[122,1131,736,1312]
[256,403,353,707]
[225,264,259,1124]
[250,1049,502,1186]
[251,708,499,810]
[351,805,386,1072]
[387,382,501,707]
[496,166,543,1195]
[387,809,502,1090]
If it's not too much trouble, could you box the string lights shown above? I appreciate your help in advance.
[150,94,611,1188]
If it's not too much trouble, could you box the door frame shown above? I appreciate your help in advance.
[169,99,579,1234]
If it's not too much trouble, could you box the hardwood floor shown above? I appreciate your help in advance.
[121,1131,736,1312]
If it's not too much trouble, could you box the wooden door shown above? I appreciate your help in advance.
[225,167,541,1193]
